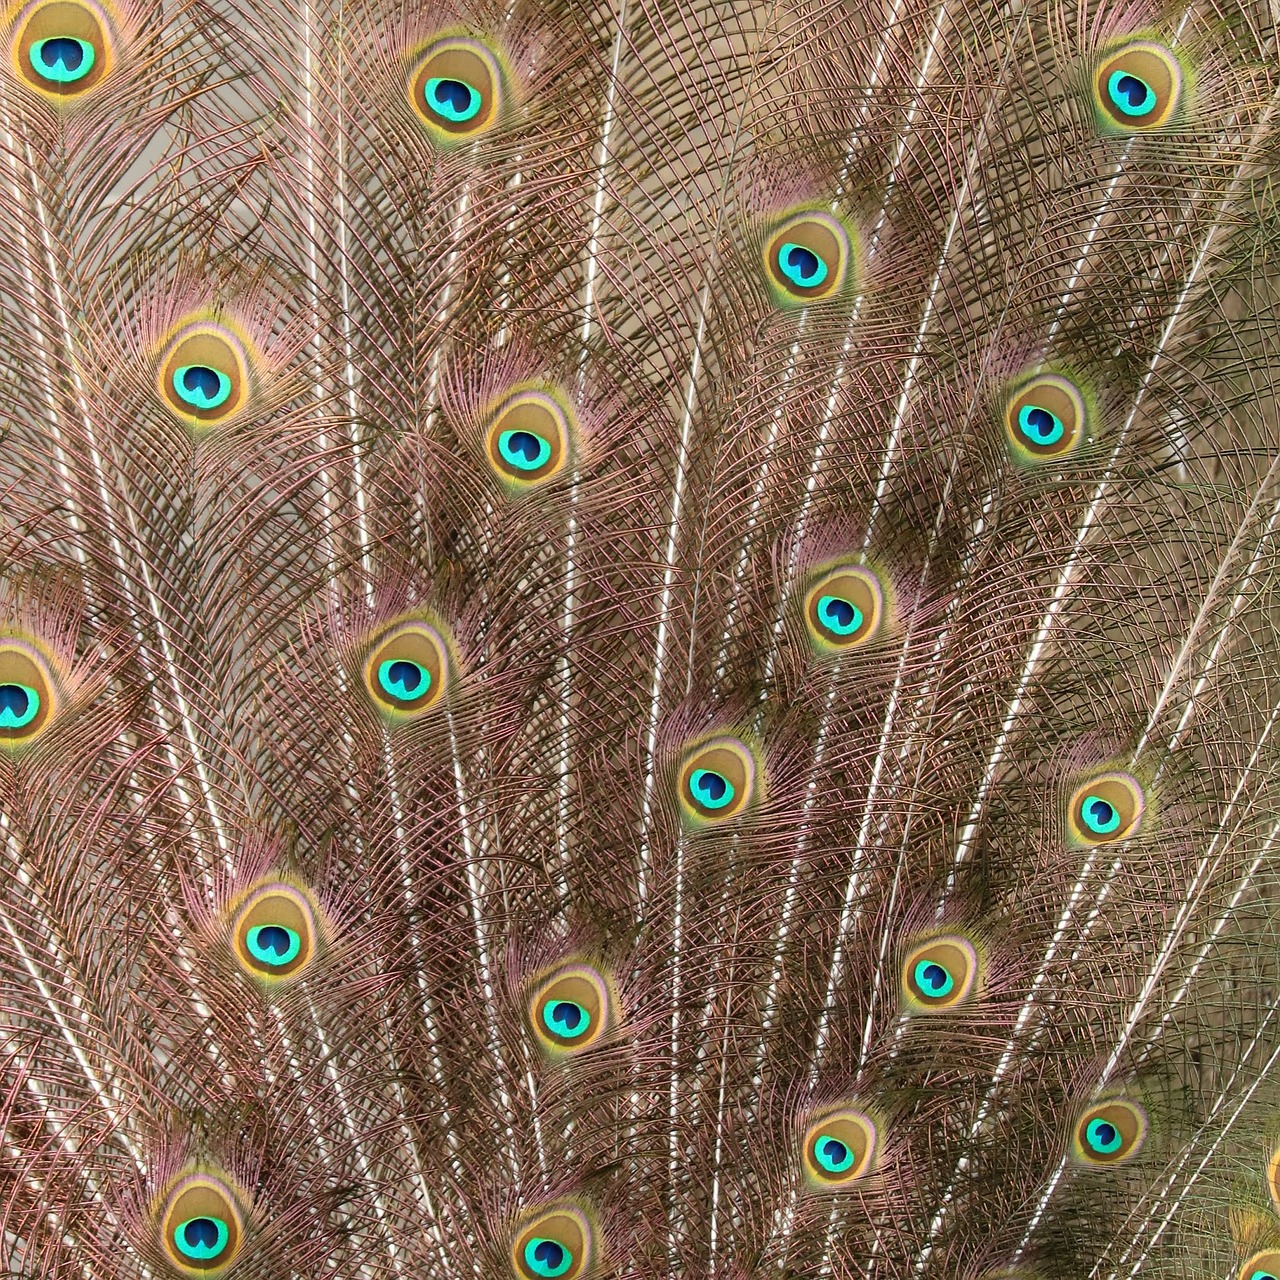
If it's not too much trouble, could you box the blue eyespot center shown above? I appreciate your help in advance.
[817,594,863,636]
[1081,795,1120,835]
[246,924,302,967]
[914,960,954,998]
[498,429,552,472]
[0,683,38,730]
[378,659,430,703]
[814,1134,854,1173]
[524,1238,572,1278]
[689,768,733,810]
[30,37,95,84]
[173,364,232,411]
[1017,404,1065,446]
[778,242,829,289]
[426,77,482,123]
[1108,70,1156,117]
[1250,1271,1278,1280]
[1085,1117,1122,1154]
[175,1216,229,1261]
[543,999,590,1039]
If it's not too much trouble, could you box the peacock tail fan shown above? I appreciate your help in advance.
[0,0,1277,1277]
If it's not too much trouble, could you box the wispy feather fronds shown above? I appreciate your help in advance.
[0,0,1278,1278]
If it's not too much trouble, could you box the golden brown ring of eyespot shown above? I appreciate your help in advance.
[1268,1143,1280,1215]
[485,388,571,489]
[677,736,756,824]
[1003,373,1086,461]
[510,1205,592,1280]
[1094,41,1182,132]
[230,883,317,981]
[158,1173,243,1274]
[156,324,249,428]
[901,935,978,1011]
[1066,771,1145,846]
[763,211,850,304]
[408,37,502,140]
[528,963,611,1054]
[804,564,884,652]
[363,621,449,719]
[0,641,56,746]
[1072,1098,1147,1165]
[801,1108,877,1187]
[11,0,113,99]
[1241,1249,1280,1280]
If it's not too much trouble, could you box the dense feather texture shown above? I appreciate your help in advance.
[0,0,1278,1278]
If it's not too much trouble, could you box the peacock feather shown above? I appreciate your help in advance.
[0,0,1278,1277]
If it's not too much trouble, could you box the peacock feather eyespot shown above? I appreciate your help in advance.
[485,386,573,494]
[1002,373,1088,464]
[10,0,115,101]
[510,1206,593,1280]
[1241,1251,1280,1280]
[230,881,318,983]
[408,35,506,146]
[362,620,450,720]
[763,210,854,307]
[800,1108,877,1189]
[1071,1099,1147,1165]
[528,962,613,1056]
[901,935,978,1012]
[677,735,758,826]
[1066,771,1145,847]
[1092,40,1185,133]
[158,1174,244,1274]
[155,320,253,430]
[0,639,58,750]
[803,564,885,655]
